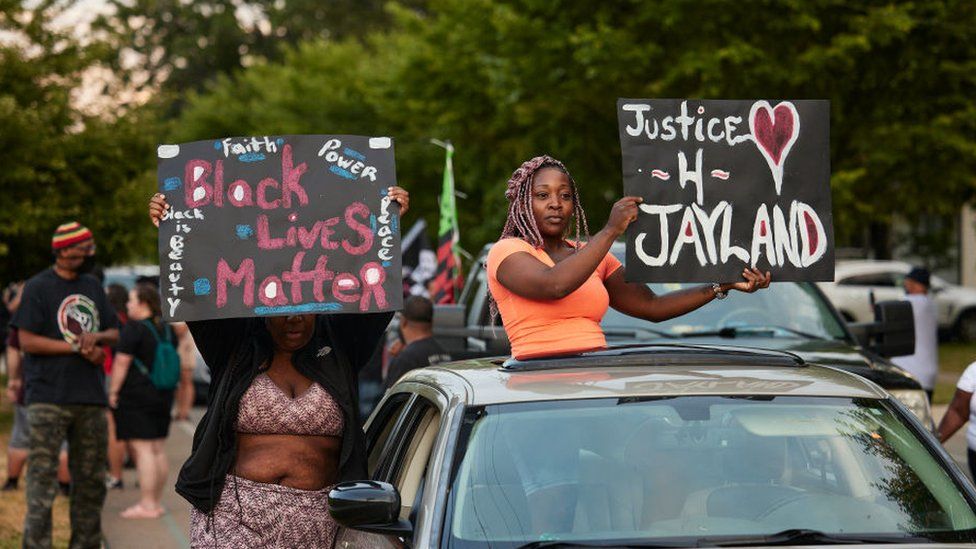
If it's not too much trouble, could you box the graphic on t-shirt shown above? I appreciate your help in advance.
[57,294,100,343]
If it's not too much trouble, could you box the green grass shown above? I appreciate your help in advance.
[934,342,976,405]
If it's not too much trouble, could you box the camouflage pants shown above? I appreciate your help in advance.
[23,404,107,549]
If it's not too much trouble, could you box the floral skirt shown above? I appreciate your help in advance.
[190,475,337,548]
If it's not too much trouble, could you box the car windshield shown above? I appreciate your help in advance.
[445,396,976,547]
[602,282,848,341]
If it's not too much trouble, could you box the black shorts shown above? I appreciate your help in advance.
[113,398,173,440]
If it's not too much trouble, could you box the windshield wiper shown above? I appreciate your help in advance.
[679,325,827,341]
[517,540,687,548]
[603,326,676,339]
[710,528,932,546]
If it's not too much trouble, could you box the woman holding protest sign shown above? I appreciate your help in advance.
[149,186,408,547]
[488,155,771,361]
[108,283,179,519]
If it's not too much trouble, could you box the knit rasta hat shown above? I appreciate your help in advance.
[52,222,93,250]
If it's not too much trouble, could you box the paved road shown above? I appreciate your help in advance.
[102,409,201,549]
[100,405,973,548]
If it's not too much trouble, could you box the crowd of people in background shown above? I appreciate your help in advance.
[0,222,209,547]
[0,218,444,545]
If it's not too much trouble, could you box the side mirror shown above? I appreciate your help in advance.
[849,300,915,358]
[872,300,915,357]
[328,481,412,537]
[433,304,466,328]
[432,303,475,354]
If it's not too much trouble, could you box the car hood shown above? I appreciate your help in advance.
[604,334,922,391]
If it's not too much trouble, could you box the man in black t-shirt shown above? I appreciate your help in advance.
[11,222,119,548]
[383,296,451,390]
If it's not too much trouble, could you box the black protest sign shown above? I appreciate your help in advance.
[617,99,833,283]
[156,135,403,321]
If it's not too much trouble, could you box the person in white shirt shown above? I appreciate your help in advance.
[892,267,938,401]
[938,361,976,479]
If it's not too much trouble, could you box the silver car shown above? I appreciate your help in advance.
[329,345,976,548]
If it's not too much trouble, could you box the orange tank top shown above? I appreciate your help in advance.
[487,238,622,360]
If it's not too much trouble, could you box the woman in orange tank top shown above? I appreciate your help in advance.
[487,155,771,360]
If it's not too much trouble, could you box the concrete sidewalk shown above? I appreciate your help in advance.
[102,409,200,549]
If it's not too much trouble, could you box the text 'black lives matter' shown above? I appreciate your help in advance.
[617,99,834,283]
[155,135,403,321]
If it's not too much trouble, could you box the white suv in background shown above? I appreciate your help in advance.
[819,260,976,341]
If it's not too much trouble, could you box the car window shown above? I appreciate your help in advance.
[838,273,900,287]
[602,282,848,340]
[392,400,440,520]
[368,395,441,522]
[445,396,976,547]
[366,393,411,477]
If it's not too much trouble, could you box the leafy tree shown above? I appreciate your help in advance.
[264,0,428,44]
[0,3,158,281]
[94,0,271,101]
[93,0,427,103]
[4,0,971,284]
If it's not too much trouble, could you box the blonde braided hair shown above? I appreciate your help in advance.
[490,155,591,322]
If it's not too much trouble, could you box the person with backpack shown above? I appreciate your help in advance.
[107,283,181,519]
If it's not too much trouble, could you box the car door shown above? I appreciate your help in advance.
[334,392,411,549]
[334,389,445,549]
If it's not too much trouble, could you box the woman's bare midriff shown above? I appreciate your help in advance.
[234,433,342,490]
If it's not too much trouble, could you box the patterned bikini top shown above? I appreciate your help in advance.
[236,373,344,437]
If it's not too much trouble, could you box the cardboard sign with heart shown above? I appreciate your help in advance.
[617,98,832,283]
[749,101,799,195]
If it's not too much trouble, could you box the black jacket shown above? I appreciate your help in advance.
[175,312,392,513]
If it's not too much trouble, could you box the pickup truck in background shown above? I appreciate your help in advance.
[429,242,934,426]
